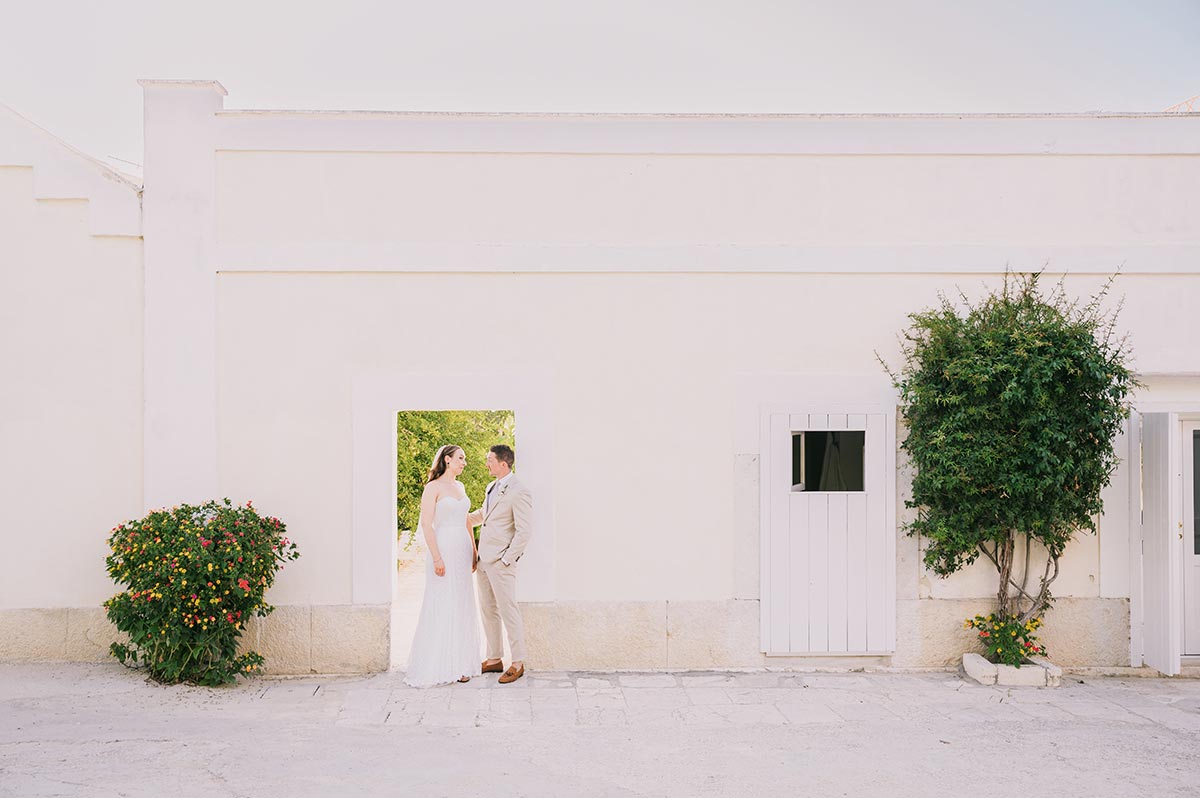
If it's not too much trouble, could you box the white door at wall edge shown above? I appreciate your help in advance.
[761,410,896,655]
[1141,412,1183,675]
[1184,421,1200,656]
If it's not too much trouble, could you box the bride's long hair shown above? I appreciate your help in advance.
[426,445,463,483]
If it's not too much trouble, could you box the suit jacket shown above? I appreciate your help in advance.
[468,475,533,566]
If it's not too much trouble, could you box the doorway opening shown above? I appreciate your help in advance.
[390,410,515,669]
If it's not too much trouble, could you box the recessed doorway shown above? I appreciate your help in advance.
[390,410,515,670]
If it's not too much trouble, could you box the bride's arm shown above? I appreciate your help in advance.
[419,484,445,577]
[466,513,479,572]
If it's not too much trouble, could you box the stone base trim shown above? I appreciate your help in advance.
[894,597,1130,668]
[1,595,1131,674]
[0,604,390,675]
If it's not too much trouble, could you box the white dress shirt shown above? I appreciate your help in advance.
[486,472,514,515]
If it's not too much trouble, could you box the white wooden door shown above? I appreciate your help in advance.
[1141,412,1183,675]
[761,408,895,655]
[1183,421,1200,656]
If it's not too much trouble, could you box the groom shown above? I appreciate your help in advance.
[467,444,533,684]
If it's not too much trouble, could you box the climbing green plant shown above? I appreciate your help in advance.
[881,273,1136,642]
[104,499,299,685]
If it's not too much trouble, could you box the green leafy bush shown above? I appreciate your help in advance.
[104,499,299,685]
[965,613,1047,667]
[882,273,1136,660]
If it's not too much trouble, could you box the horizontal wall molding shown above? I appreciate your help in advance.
[214,242,1200,275]
[214,111,1200,156]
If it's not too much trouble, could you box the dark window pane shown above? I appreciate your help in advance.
[791,430,865,492]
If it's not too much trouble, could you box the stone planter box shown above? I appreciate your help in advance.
[962,653,1062,687]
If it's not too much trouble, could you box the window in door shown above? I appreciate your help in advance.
[790,430,865,492]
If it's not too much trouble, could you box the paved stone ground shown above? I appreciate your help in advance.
[2,663,1199,797]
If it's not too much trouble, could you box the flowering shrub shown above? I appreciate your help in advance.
[965,613,1047,668]
[104,499,299,686]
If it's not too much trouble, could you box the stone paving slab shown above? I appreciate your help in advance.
[1,663,1199,797]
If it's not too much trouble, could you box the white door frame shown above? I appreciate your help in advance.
[1130,403,1200,674]
[1181,419,1200,656]
[759,401,897,656]
[351,372,557,607]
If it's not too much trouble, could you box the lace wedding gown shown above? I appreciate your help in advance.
[404,494,482,688]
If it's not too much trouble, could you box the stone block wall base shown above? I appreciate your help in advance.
[895,597,1130,668]
[0,604,390,675]
[1,595,1130,674]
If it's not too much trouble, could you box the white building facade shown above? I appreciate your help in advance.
[2,80,1198,675]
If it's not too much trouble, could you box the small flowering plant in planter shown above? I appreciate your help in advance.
[964,613,1047,668]
[104,499,299,686]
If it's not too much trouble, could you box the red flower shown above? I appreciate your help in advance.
[238,578,250,591]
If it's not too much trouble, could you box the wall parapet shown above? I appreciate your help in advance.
[0,103,140,237]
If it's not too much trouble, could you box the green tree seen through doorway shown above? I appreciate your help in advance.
[396,410,515,548]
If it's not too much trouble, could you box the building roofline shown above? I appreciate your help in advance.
[0,101,142,191]
[216,108,1200,121]
[138,79,227,96]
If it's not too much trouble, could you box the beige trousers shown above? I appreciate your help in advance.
[476,560,526,663]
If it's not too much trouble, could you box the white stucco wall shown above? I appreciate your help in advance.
[215,270,1195,607]
[0,167,143,609]
[0,102,143,661]
[199,107,1198,670]
[4,81,1198,671]
[215,151,1200,249]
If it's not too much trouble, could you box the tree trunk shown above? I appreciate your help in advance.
[995,530,1016,616]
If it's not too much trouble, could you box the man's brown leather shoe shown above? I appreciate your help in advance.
[498,663,525,684]
[481,659,504,674]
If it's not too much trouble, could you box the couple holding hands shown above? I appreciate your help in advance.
[403,444,533,688]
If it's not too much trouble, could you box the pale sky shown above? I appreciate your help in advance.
[1,0,1198,168]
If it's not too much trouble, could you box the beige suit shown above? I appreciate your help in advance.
[467,474,532,662]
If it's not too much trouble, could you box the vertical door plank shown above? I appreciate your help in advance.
[846,492,868,652]
[865,413,887,652]
[788,493,811,653]
[884,411,897,650]
[769,413,791,653]
[827,493,849,652]
[808,495,830,652]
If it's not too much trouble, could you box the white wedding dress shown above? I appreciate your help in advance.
[404,494,482,688]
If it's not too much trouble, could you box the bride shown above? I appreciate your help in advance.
[403,445,482,688]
